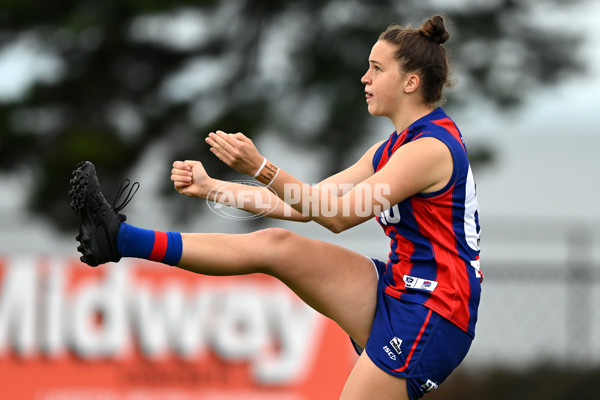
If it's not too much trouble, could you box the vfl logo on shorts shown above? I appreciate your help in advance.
[383,337,403,361]
[421,379,439,392]
[403,275,438,292]
[390,337,402,355]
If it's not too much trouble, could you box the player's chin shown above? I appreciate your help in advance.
[366,103,374,115]
[367,104,383,117]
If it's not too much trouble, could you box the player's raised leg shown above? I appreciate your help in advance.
[70,161,378,347]
[179,228,378,346]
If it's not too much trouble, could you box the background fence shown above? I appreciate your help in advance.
[424,216,600,399]
[467,216,600,369]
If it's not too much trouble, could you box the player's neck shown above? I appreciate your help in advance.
[390,103,434,133]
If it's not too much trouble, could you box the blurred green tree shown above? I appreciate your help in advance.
[0,0,584,229]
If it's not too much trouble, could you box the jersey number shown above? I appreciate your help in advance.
[379,204,401,226]
[464,166,480,251]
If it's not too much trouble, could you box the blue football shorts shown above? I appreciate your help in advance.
[351,258,473,400]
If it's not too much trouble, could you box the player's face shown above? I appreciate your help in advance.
[361,41,407,118]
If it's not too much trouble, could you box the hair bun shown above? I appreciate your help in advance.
[421,15,449,44]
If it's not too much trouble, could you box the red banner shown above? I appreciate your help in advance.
[0,256,356,399]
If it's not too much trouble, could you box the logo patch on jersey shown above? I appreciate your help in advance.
[389,337,402,355]
[403,275,438,292]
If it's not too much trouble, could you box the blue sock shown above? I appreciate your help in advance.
[117,222,183,266]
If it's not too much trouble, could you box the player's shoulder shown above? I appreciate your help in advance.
[362,139,387,160]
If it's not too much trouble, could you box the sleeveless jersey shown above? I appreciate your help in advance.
[372,108,482,337]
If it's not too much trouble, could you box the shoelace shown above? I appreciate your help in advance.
[113,179,140,213]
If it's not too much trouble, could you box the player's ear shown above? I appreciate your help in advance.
[403,73,420,94]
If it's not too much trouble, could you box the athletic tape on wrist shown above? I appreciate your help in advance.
[253,158,267,179]
[255,160,279,186]
[266,167,280,188]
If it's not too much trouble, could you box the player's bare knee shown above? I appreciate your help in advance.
[251,227,293,248]
[249,228,295,271]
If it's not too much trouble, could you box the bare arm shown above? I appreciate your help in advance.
[268,137,452,232]
[171,138,382,222]
[204,131,453,233]
[171,160,309,221]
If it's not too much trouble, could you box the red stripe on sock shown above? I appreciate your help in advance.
[149,231,168,262]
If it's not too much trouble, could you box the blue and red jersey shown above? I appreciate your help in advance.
[372,108,482,337]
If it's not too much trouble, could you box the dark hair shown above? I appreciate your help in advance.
[379,15,451,105]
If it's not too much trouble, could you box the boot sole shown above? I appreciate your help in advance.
[69,162,101,266]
